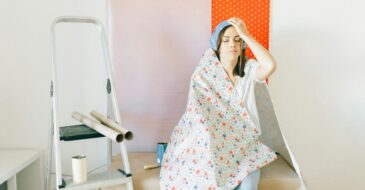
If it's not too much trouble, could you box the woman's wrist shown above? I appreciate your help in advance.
[241,34,256,44]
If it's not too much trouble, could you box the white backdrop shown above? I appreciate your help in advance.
[269,0,365,189]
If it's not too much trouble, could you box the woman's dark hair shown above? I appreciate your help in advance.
[214,26,248,78]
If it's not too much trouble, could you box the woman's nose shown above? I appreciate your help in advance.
[229,41,236,47]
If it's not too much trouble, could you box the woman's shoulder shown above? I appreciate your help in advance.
[244,58,266,83]
[244,58,257,74]
[245,58,257,67]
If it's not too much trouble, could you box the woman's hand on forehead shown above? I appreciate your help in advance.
[227,17,251,40]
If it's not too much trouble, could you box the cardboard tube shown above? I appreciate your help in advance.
[90,110,134,140]
[72,112,124,143]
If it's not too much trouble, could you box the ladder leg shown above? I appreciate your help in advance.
[108,78,133,189]
[106,80,113,167]
[46,115,54,190]
[120,142,131,174]
[127,181,134,190]
[120,142,133,190]
[107,140,112,167]
[53,121,63,189]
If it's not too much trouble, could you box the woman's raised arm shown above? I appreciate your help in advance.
[228,17,277,81]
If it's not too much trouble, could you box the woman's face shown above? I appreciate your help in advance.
[218,26,243,61]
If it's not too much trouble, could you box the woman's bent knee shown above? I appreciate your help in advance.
[233,169,261,190]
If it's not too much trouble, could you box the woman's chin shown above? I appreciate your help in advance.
[225,55,239,61]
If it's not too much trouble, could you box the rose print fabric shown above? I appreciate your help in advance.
[159,48,277,190]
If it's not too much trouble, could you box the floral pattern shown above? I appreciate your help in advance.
[159,49,277,190]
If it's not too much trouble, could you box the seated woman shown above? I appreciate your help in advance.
[159,17,278,190]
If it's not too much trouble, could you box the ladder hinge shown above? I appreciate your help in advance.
[107,79,111,94]
[118,169,132,177]
[50,81,54,97]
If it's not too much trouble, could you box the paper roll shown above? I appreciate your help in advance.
[90,110,134,140]
[72,155,87,184]
[143,163,160,170]
[72,112,124,143]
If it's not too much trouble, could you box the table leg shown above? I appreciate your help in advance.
[7,175,17,190]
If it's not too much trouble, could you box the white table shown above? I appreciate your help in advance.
[0,150,42,190]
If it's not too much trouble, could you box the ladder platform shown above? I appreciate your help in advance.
[60,170,132,190]
[59,124,104,141]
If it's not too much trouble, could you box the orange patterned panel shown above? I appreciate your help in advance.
[212,0,270,59]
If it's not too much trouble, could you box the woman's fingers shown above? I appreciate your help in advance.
[227,18,250,38]
[228,17,242,24]
[228,19,245,30]
[232,17,245,24]
[228,20,243,31]
[228,18,238,24]
[229,17,248,30]
[228,20,240,28]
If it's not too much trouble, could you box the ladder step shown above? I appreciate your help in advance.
[59,124,105,141]
[60,170,132,190]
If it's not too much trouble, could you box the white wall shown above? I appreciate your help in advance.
[108,0,211,152]
[0,0,107,189]
[270,0,365,189]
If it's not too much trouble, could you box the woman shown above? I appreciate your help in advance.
[159,17,278,190]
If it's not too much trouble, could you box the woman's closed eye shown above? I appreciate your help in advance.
[223,37,242,42]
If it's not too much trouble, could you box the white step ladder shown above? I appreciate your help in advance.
[46,16,134,190]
